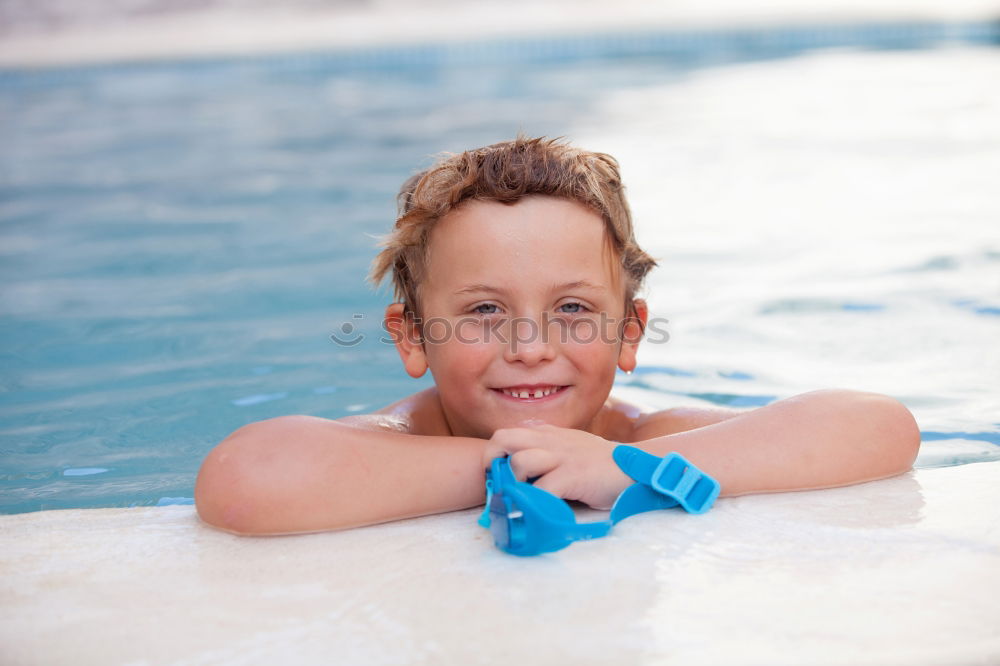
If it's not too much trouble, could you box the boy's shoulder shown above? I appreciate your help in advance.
[337,388,451,435]
[629,403,745,441]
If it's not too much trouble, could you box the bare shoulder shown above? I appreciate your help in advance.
[336,387,451,436]
[628,404,747,441]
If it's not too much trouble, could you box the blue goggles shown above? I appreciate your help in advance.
[479,445,721,556]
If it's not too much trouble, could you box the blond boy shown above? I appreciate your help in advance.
[195,137,920,535]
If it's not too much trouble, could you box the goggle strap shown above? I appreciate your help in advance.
[610,482,679,524]
[477,478,495,528]
[612,445,720,515]
[565,519,612,541]
[613,444,662,485]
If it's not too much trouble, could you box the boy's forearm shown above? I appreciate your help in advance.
[195,416,487,535]
[635,390,920,496]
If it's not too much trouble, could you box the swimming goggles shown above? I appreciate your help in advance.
[478,445,721,556]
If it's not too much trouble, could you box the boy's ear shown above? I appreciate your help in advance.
[384,303,428,378]
[617,298,648,373]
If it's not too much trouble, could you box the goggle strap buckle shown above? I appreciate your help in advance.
[613,446,721,515]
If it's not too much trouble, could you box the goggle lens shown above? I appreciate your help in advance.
[488,491,511,548]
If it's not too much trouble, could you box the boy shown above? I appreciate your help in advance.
[195,137,920,535]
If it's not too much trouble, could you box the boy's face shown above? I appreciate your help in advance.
[391,195,645,439]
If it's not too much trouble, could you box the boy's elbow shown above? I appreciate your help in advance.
[194,422,264,535]
[849,390,921,475]
[801,389,920,477]
[878,394,921,473]
[194,416,327,536]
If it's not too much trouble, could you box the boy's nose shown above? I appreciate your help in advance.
[502,316,557,365]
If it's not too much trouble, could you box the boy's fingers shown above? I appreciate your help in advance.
[493,427,543,445]
[508,449,558,482]
[532,469,573,500]
[482,427,542,467]
[482,425,576,469]
[482,437,518,467]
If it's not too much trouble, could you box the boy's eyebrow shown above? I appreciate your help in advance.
[453,280,608,296]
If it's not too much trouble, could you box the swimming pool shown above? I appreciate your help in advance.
[2,23,998,514]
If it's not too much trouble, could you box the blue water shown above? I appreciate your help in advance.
[2,24,999,513]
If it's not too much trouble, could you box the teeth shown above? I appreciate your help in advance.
[502,386,560,399]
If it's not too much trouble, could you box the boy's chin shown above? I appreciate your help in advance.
[480,412,583,437]
[511,417,552,427]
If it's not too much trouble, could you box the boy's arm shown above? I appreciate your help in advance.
[636,389,920,496]
[485,389,921,509]
[194,416,486,535]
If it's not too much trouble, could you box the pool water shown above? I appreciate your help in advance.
[2,26,998,513]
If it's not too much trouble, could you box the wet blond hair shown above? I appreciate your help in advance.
[369,136,657,319]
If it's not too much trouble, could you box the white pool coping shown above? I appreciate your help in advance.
[2,460,998,665]
[1,0,998,68]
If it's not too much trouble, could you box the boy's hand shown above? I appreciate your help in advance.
[482,424,633,510]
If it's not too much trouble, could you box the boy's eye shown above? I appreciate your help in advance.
[558,302,586,314]
[473,303,500,315]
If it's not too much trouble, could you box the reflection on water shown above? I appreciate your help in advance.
[582,45,1000,477]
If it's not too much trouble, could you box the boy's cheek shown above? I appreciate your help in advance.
[424,346,494,390]
[429,344,494,370]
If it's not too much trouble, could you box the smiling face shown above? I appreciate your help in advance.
[392,195,646,439]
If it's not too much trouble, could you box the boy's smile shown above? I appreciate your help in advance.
[389,195,645,440]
